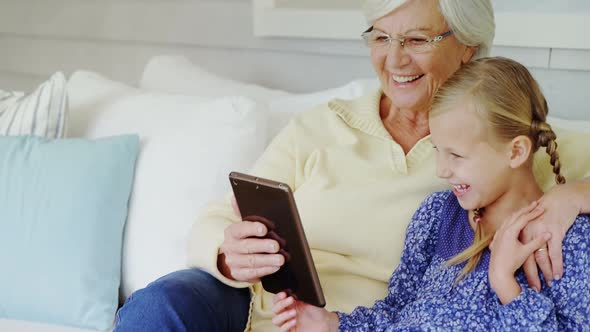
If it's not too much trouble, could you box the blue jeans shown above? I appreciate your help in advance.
[114,269,251,332]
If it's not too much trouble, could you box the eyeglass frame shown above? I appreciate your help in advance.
[361,26,454,52]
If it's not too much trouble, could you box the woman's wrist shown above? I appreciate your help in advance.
[490,272,521,305]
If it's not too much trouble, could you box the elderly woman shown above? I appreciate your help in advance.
[114,0,590,331]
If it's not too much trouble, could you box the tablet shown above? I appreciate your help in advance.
[229,172,326,307]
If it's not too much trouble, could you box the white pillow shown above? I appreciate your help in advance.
[140,55,290,101]
[67,71,269,299]
[0,72,67,138]
[140,56,380,138]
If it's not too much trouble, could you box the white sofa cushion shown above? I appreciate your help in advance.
[140,55,380,139]
[139,55,289,101]
[67,71,269,299]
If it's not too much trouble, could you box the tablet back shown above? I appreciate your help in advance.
[229,172,326,307]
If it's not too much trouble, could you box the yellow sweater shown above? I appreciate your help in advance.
[187,90,590,332]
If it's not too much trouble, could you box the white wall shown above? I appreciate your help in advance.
[0,0,374,93]
[0,0,588,120]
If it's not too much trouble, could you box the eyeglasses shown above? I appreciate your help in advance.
[361,27,454,54]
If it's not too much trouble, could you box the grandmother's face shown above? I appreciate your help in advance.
[371,0,475,112]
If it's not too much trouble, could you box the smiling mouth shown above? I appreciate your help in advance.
[453,184,470,193]
[392,74,424,83]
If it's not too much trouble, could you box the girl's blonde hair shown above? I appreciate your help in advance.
[431,57,566,279]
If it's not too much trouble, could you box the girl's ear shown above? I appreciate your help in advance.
[508,135,533,168]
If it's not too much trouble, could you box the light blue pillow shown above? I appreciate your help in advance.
[0,135,139,331]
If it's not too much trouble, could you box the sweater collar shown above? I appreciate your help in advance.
[328,89,435,172]
[328,89,392,140]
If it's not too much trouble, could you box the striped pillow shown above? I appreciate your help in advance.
[0,72,67,138]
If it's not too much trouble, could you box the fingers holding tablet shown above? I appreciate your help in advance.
[219,222,286,282]
[231,265,282,283]
[225,219,268,240]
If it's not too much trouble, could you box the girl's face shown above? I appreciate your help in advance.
[429,105,513,211]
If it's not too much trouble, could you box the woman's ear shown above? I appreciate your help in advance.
[508,135,533,168]
[461,46,477,64]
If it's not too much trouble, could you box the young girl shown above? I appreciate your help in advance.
[271,57,590,331]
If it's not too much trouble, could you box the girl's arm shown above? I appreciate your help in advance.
[337,192,448,331]
[492,287,556,331]
[522,177,590,289]
[493,214,590,331]
[491,209,590,331]
[488,202,557,331]
[524,122,590,288]
[544,214,590,330]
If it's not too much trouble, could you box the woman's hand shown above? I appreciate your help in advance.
[216,197,285,282]
[272,292,338,332]
[489,202,551,304]
[520,182,583,290]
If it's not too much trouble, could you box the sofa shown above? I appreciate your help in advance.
[0,55,589,332]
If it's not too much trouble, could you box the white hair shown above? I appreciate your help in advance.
[363,0,407,24]
[363,0,495,59]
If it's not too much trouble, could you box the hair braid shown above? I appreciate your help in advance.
[533,120,566,185]
[528,79,566,185]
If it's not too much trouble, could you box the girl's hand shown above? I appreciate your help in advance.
[271,292,338,332]
[520,182,582,290]
[489,202,551,304]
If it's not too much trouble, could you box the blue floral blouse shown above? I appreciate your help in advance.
[338,191,590,331]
